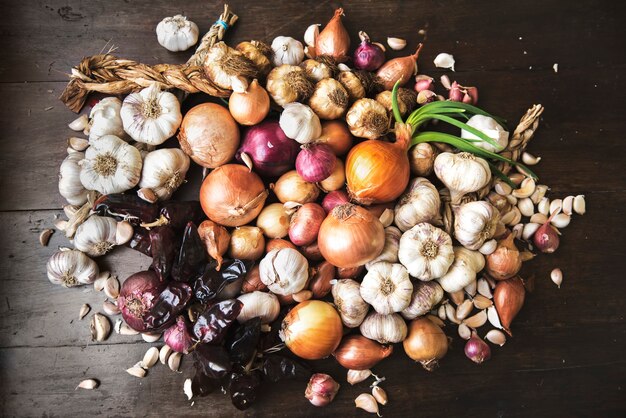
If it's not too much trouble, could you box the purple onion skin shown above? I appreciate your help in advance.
[236,121,300,177]
[295,144,336,182]
[353,40,385,71]
[164,316,194,353]
[464,333,491,364]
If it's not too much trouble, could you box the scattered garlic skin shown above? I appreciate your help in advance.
[89,97,125,142]
[138,148,190,200]
[461,115,509,152]
[156,15,199,52]
[360,262,413,314]
[47,250,99,287]
[434,152,491,204]
[398,223,454,281]
[73,215,119,257]
[271,36,305,66]
[59,152,89,205]
[236,291,280,324]
[79,135,142,194]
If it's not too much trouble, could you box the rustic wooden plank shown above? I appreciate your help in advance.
[1,0,625,83]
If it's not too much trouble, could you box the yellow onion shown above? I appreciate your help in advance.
[376,44,424,90]
[228,226,265,261]
[493,276,525,336]
[197,220,230,270]
[280,300,343,360]
[256,202,292,239]
[315,120,354,156]
[333,334,393,370]
[273,170,320,204]
[403,317,449,371]
[485,233,522,280]
[199,164,268,227]
[178,103,239,168]
[315,8,350,62]
[345,123,411,205]
[228,79,270,126]
[319,159,345,192]
[318,203,385,268]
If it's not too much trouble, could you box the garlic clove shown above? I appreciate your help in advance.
[494,181,512,196]
[449,290,465,306]
[511,178,536,199]
[434,52,455,71]
[379,208,394,228]
[445,303,460,324]
[485,329,507,346]
[115,220,134,245]
[355,393,380,415]
[68,115,89,131]
[90,313,111,342]
[562,196,574,216]
[68,137,89,151]
[102,300,120,316]
[522,223,540,241]
[79,303,91,320]
[372,386,388,405]
[530,185,549,205]
[126,365,147,378]
[463,310,488,328]
[479,239,497,255]
[184,378,193,400]
[549,199,563,216]
[39,228,54,246]
[168,352,182,372]
[477,278,493,299]
[104,276,120,299]
[551,213,571,228]
[387,37,407,50]
[438,304,446,321]
[521,152,541,165]
[464,280,477,296]
[508,173,525,185]
[54,219,68,231]
[160,344,173,365]
[538,197,550,216]
[551,268,563,288]
[137,187,158,204]
[347,369,372,385]
[75,378,99,390]
[141,347,160,369]
[440,74,452,90]
[530,213,548,224]
[487,306,503,329]
[142,333,162,343]
[573,195,586,215]
[304,24,320,47]
[458,323,471,340]
[455,299,474,320]
[472,295,493,309]
[517,198,535,217]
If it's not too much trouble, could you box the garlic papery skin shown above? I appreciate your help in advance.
[308,78,349,120]
[59,152,89,205]
[120,84,182,145]
[398,223,454,281]
[259,248,309,295]
[204,42,258,93]
[437,248,480,293]
[453,201,500,250]
[394,177,441,232]
[279,102,322,144]
[138,148,190,200]
[461,115,509,153]
[332,279,369,328]
[434,152,491,204]
[345,98,389,140]
[79,135,142,194]
[237,291,280,324]
[89,97,125,142]
[73,215,119,257]
[360,262,413,314]
[272,36,305,66]
[360,312,407,344]
[266,65,315,107]
[156,15,199,52]
[366,226,402,269]
[401,281,444,320]
[47,250,99,287]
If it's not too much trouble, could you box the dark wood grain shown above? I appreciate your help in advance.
[0,0,625,417]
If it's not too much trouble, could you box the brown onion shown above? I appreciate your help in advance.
[280,300,343,360]
[309,261,336,298]
[241,265,267,293]
[403,317,449,371]
[319,160,345,192]
[289,203,326,246]
[376,44,424,90]
[322,190,350,213]
[300,241,324,261]
[228,79,270,126]
[494,276,525,336]
[178,103,239,168]
[315,120,354,156]
[273,170,320,204]
[486,233,522,280]
[228,226,265,260]
[318,203,385,268]
[315,8,350,62]
[197,220,230,270]
[266,238,297,252]
[199,164,268,227]
[256,202,291,239]
[333,334,393,370]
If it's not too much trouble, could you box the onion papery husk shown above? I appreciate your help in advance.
[345,123,411,205]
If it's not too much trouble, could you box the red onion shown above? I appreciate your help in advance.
[295,144,336,182]
[236,120,300,177]
[414,75,434,92]
[464,331,491,364]
[164,316,194,354]
[533,212,560,253]
[289,203,326,246]
[322,190,350,213]
[305,373,340,407]
[353,31,385,71]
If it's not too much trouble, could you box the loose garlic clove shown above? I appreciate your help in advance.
[487,306,503,329]
[530,185,549,205]
[512,223,524,239]
[538,197,550,216]
[522,223,540,241]
[79,304,91,320]
[160,345,173,365]
[551,268,563,288]
[485,329,507,346]
[449,290,465,306]
[456,299,474,321]
[530,213,548,224]
[479,239,497,255]
[517,198,535,217]
[141,347,159,369]
[522,152,541,165]
[68,137,89,151]
[433,52,455,71]
[184,378,193,400]
[464,280,477,297]
[76,378,99,390]
[347,369,372,385]
[551,213,571,228]
[494,181,512,196]
[68,115,89,131]
[102,300,120,316]
[573,195,586,215]
[472,295,493,309]
[355,393,380,415]
[438,305,446,321]
[39,228,54,246]
[511,178,536,199]
[90,313,111,342]
[387,37,407,50]
[104,276,120,299]
[463,310,488,328]
[126,365,147,378]
[372,386,388,405]
[304,24,320,47]
[142,333,161,343]
[458,323,471,340]
[562,196,574,216]
[508,173,525,185]
[477,277,493,299]
[379,208,394,228]
[168,352,182,372]
[549,199,563,216]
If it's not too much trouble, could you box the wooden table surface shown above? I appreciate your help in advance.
[1,0,625,416]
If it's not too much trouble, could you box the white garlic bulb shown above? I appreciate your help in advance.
[360,262,413,314]
[461,115,509,153]
[359,312,407,344]
[271,36,305,66]
[454,201,500,250]
[156,15,199,52]
[366,226,401,269]
[394,177,441,232]
[46,250,99,287]
[279,102,322,144]
[259,248,309,295]
[401,281,444,320]
[59,152,89,205]
[138,148,190,200]
[434,152,491,204]
[453,246,485,273]
[308,78,349,120]
[89,97,125,142]
[300,59,332,82]
[332,279,369,328]
[74,215,127,257]
[398,223,454,281]
[79,135,142,194]
[437,249,478,293]
[120,84,182,145]
[236,291,280,324]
